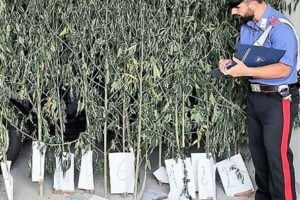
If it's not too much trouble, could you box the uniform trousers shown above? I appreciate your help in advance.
[247,86,299,200]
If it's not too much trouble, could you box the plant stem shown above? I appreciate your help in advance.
[182,92,185,148]
[103,0,109,195]
[122,93,126,152]
[175,100,180,150]
[158,137,162,168]
[37,63,44,196]
[134,1,144,199]
[37,64,42,142]
[57,83,65,153]
[103,61,109,197]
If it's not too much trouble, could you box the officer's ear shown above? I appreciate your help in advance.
[231,7,238,15]
[247,0,259,10]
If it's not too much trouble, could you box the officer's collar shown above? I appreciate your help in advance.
[246,4,272,31]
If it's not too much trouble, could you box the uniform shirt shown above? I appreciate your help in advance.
[240,4,298,85]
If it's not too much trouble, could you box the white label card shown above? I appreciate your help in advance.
[165,159,183,198]
[184,158,196,199]
[1,161,13,200]
[165,158,196,199]
[191,153,216,199]
[53,152,75,192]
[32,141,47,182]
[109,152,135,194]
[78,150,94,190]
[216,154,254,197]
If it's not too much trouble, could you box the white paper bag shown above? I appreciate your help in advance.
[53,152,75,192]
[1,161,13,200]
[32,141,46,182]
[165,159,183,199]
[216,154,254,197]
[108,152,135,194]
[184,158,196,199]
[153,167,169,184]
[78,150,94,190]
[191,153,216,199]
[197,158,216,199]
[165,158,196,199]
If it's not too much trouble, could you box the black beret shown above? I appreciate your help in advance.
[227,0,244,8]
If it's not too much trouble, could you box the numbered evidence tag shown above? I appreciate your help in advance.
[78,150,94,191]
[216,154,254,197]
[32,141,47,182]
[53,152,75,192]
[1,161,13,200]
[165,158,196,199]
[109,151,135,194]
[191,153,216,200]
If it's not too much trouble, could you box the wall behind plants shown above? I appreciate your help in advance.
[0,0,298,196]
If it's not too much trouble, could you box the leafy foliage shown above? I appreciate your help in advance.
[0,0,298,196]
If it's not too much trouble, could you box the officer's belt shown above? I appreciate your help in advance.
[249,83,298,93]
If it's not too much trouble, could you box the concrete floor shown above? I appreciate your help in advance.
[1,128,300,200]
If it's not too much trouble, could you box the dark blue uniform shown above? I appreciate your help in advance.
[241,4,299,200]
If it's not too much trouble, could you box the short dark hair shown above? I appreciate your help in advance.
[227,0,264,8]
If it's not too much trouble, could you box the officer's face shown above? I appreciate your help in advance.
[231,1,255,19]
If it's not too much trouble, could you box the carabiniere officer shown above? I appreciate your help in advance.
[219,0,299,199]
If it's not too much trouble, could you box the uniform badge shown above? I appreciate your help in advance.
[260,18,267,29]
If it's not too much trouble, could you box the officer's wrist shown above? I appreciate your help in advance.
[244,67,255,77]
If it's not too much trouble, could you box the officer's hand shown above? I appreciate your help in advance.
[218,59,232,75]
[226,57,250,77]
